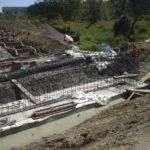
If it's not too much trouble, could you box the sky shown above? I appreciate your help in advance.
[0,0,37,12]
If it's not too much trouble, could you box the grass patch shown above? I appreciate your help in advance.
[50,20,116,50]
[50,20,135,50]
[3,15,150,50]
[134,21,150,42]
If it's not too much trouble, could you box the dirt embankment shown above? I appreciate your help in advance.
[0,20,69,56]
[137,43,150,77]
[102,43,150,79]
[15,95,150,150]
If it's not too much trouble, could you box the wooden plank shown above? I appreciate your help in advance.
[141,72,150,82]
[134,92,144,96]
[114,74,138,79]
[11,79,38,104]
[127,72,150,101]
[127,88,150,94]
[0,57,44,68]
[127,91,144,101]
[127,92,135,101]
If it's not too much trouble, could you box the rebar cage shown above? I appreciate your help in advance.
[0,55,137,117]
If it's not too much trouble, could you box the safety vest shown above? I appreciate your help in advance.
[133,48,138,57]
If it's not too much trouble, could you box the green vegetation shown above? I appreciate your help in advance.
[26,0,150,49]
[49,19,150,50]
[114,14,133,37]
[4,11,16,21]
[4,16,149,50]
[51,21,115,50]
[1,0,150,50]
[134,21,150,42]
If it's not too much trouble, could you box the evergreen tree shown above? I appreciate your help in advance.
[86,0,100,24]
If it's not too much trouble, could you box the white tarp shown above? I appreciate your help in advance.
[65,34,74,42]
[65,50,84,58]
[65,45,118,60]
[72,91,110,106]
[145,39,150,43]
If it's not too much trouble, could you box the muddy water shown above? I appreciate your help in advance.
[0,98,124,150]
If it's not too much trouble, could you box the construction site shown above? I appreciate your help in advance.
[0,20,150,150]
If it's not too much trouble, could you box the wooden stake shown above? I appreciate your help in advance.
[11,79,38,104]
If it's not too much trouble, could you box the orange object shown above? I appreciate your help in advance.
[0,30,4,35]
[135,48,138,57]
[133,48,138,57]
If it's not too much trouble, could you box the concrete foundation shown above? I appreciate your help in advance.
[0,98,124,150]
[0,79,146,135]
[0,74,147,150]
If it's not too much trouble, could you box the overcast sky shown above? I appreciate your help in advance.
[0,0,37,12]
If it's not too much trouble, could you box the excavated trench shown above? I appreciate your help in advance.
[0,27,146,118]
[0,29,108,117]
[0,61,101,104]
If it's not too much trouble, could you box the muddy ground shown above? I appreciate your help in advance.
[13,94,150,150]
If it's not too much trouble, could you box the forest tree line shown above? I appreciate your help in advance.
[3,0,150,49]
[28,0,150,24]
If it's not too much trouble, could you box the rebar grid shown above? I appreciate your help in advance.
[0,57,136,117]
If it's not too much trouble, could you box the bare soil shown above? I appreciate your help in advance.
[102,43,150,79]
[0,20,69,56]
[15,95,150,150]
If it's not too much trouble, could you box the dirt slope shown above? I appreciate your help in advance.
[102,43,150,79]
[16,95,150,150]
[0,20,69,56]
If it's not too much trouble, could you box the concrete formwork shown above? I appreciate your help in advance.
[0,55,146,139]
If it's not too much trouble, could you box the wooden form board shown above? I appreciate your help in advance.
[140,72,150,82]
[127,88,150,94]
[127,72,150,101]
[11,79,38,104]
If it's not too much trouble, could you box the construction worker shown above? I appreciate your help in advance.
[0,29,6,42]
[0,29,4,39]
[0,30,3,35]
[132,45,139,57]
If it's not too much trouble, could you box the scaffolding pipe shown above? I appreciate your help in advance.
[0,57,88,83]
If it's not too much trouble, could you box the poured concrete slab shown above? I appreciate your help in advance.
[0,98,125,150]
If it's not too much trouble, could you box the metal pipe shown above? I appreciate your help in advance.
[31,102,77,119]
